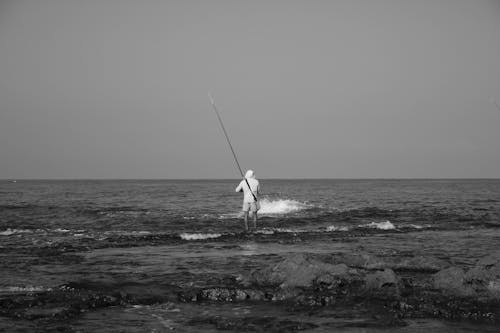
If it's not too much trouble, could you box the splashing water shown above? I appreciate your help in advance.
[359,220,396,230]
[179,233,222,240]
[258,198,310,215]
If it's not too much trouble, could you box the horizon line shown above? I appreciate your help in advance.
[2,177,500,181]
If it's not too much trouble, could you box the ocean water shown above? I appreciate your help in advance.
[1,179,500,332]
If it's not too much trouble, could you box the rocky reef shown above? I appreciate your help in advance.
[179,251,500,325]
[1,251,500,329]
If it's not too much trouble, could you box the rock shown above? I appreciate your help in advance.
[432,267,475,297]
[247,253,345,288]
[476,251,500,269]
[271,287,301,301]
[330,253,386,270]
[486,280,500,298]
[314,264,363,294]
[234,289,247,301]
[467,252,500,281]
[23,306,71,319]
[364,269,400,298]
[200,288,232,301]
[391,256,450,273]
[244,289,265,301]
[464,252,500,299]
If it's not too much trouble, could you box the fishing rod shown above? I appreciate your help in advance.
[209,93,258,202]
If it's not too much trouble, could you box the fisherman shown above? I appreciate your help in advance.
[235,170,260,231]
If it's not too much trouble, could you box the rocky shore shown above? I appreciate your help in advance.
[181,251,500,324]
[1,251,499,330]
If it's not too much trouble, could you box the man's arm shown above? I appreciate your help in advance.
[235,181,243,192]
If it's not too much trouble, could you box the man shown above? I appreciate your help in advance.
[235,170,260,231]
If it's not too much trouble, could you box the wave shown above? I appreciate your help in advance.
[358,220,396,230]
[258,198,310,215]
[406,224,432,229]
[179,233,222,240]
[0,228,39,236]
[326,225,350,232]
[54,228,71,233]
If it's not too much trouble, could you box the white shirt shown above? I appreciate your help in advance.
[235,178,260,203]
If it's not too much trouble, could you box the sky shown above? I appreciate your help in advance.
[0,0,499,179]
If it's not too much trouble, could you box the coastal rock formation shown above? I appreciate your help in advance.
[2,252,500,327]
[432,251,500,299]
[363,269,400,298]
[243,253,344,288]
[432,266,474,297]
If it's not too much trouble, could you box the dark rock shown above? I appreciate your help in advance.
[22,306,72,320]
[246,253,344,288]
[432,267,475,297]
[391,256,450,273]
[200,288,233,302]
[464,251,500,299]
[364,269,400,298]
[329,253,386,270]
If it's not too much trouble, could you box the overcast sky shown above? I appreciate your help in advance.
[1,0,499,179]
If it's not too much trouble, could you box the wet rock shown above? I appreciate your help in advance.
[432,267,475,297]
[177,252,500,325]
[476,251,500,270]
[486,280,500,298]
[22,306,72,320]
[191,288,266,302]
[364,269,400,298]
[464,252,500,299]
[247,253,344,288]
[0,288,123,321]
[200,288,233,302]
[245,289,266,301]
[313,264,363,294]
[391,256,450,273]
[329,253,386,270]
[270,287,302,301]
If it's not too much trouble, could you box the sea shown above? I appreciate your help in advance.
[1,179,499,332]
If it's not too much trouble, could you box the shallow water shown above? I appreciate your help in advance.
[1,179,499,331]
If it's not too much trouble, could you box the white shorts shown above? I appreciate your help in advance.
[242,201,260,213]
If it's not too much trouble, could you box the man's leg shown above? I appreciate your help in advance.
[252,211,257,229]
[243,211,249,231]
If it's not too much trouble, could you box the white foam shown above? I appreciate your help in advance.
[0,228,34,236]
[326,225,350,232]
[53,228,70,233]
[258,198,310,215]
[360,220,396,230]
[408,224,431,229]
[253,228,275,235]
[180,233,222,240]
[254,227,308,234]
[103,230,152,236]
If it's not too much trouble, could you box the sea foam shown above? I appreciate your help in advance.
[327,225,350,232]
[0,228,35,236]
[258,198,309,215]
[360,220,396,230]
[180,233,222,240]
